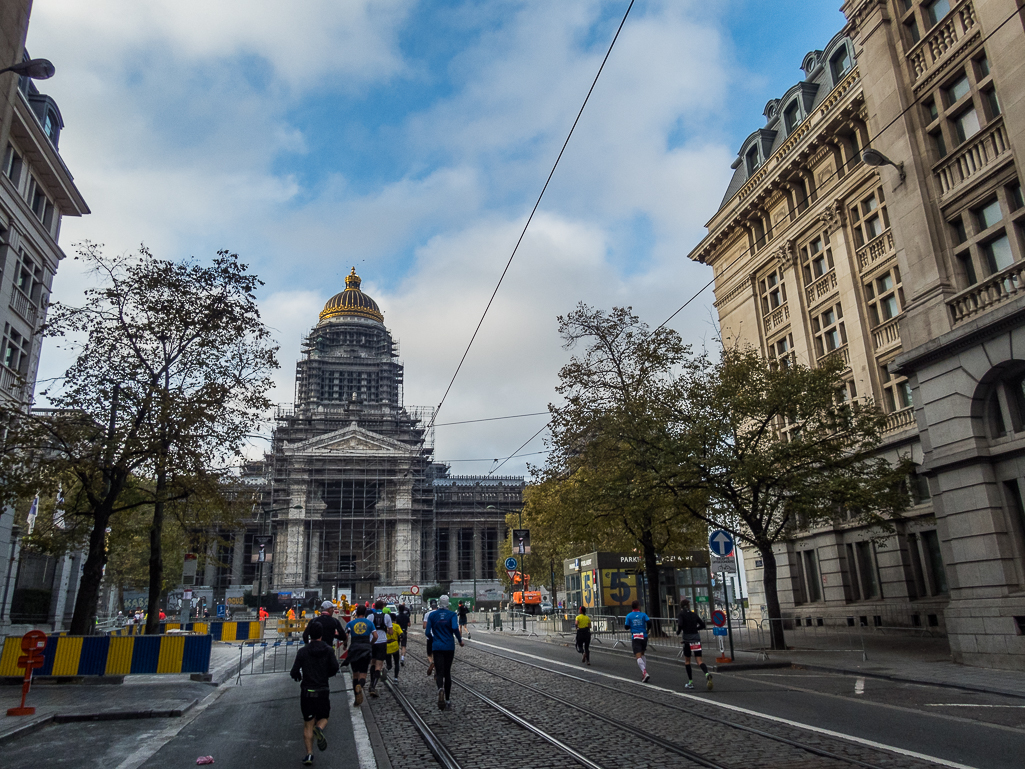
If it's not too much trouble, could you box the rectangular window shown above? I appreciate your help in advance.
[784,102,801,133]
[924,99,939,122]
[855,541,880,599]
[865,267,904,327]
[976,54,991,78]
[482,528,499,578]
[812,304,846,358]
[1005,480,1025,584]
[926,0,952,28]
[758,269,787,315]
[984,88,1001,118]
[880,362,913,413]
[953,106,981,143]
[951,218,968,244]
[945,75,971,106]
[436,528,450,581]
[958,252,979,285]
[1010,184,1024,212]
[932,130,947,158]
[983,234,1014,274]
[905,17,921,44]
[2,144,22,187]
[976,199,1003,230]
[746,146,760,175]
[457,528,474,579]
[831,48,851,81]
[920,530,948,595]
[850,188,889,248]
[802,550,822,602]
[845,544,862,601]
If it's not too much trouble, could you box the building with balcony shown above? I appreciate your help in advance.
[841,0,1025,670]
[0,1,91,633]
[688,31,951,647]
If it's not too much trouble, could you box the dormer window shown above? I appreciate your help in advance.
[746,145,761,175]
[784,102,801,133]
[830,47,851,82]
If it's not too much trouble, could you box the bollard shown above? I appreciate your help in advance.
[7,630,47,716]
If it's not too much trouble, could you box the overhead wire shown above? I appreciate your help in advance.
[422,0,636,437]
[481,5,1025,475]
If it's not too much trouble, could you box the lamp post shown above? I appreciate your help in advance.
[255,505,301,610]
[0,58,55,80]
[861,147,905,183]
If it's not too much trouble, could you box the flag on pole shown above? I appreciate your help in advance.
[26,494,39,535]
[53,483,65,529]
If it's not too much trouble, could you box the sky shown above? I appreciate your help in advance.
[25,0,848,478]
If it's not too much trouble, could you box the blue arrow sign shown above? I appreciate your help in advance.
[504,556,519,570]
[709,529,734,557]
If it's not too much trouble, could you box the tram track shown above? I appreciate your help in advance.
[457,639,952,769]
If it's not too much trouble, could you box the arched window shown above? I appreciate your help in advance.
[975,362,1025,440]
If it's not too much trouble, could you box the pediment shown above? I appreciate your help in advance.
[285,423,414,457]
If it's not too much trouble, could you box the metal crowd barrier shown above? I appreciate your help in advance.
[0,633,212,677]
[108,620,264,641]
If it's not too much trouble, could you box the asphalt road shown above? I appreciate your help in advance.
[469,631,1025,769]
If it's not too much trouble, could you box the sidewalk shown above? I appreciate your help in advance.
[0,641,265,744]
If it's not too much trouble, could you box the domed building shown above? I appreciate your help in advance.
[260,269,437,598]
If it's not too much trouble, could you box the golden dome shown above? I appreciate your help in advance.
[319,268,384,323]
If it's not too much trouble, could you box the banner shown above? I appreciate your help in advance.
[600,570,637,606]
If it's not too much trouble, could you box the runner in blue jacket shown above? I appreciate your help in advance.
[623,600,652,683]
[424,594,463,710]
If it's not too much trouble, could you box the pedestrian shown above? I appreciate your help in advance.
[395,603,411,666]
[422,598,438,676]
[424,594,463,710]
[368,600,392,696]
[575,606,591,665]
[289,622,340,767]
[158,609,166,621]
[304,601,349,658]
[385,619,401,681]
[259,606,269,621]
[288,607,296,621]
[344,605,377,706]
[624,600,652,683]
[676,599,713,691]
[457,600,471,640]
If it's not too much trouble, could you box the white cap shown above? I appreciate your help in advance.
[321,600,334,610]
[438,594,450,608]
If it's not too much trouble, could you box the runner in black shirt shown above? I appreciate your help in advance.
[457,601,470,640]
[676,599,712,690]
[290,623,340,766]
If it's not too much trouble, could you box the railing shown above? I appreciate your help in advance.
[884,406,916,434]
[947,261,1025,324]
[871,316,901,352]
[805,270,838,307]
[856,229,894,273]
[0,365,22,397]
[817,344,850,370]
[763,303,790,334]
[9,286,36,324]
[934,119,1009,197]
[906,0,978,84]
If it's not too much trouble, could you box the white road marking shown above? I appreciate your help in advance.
[925,703,1025,708]
[468,638,980,769]
[347,687,377,769]
[855,677,865,695]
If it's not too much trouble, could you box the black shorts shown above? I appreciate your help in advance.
[300,690,330,721]
[371,644,388,661]
[631,638,648,655]
[426,638,433,656]
[681,634,702,657]
[347,646,371,674]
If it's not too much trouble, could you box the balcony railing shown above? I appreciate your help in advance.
[817,343,850,371]
[872,316,902,352]
[0,366,22,397]
[9,287,37,324]
[934,119,1009,198]
[856,229,895,273]
[884,406,916,435]
[805,270,838,307]
[763,303,790,334]
[947,261,1025,324]
[906,0,977,84]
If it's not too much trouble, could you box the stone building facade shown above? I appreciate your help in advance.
[688,32,949,643]
[841,0,1025,669]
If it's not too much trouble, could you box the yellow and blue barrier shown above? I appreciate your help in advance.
[108,620,263,641]
[0,633,212,677]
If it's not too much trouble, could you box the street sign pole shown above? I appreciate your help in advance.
[722,570,734,662]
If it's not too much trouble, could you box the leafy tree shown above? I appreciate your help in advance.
[0,244,278,634]
[529,305,706,617]
[663,347,913,649]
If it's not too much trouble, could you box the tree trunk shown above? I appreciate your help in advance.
[760,545,786,650]
[69,505,113,635]
[641,530,662,622]
[145,468,166,635]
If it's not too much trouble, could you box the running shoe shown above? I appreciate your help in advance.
[353,684,363,706]
[437,688,446,710]
[706,674,714,691]
[369,688,379,698]
[302,755,313,766]
[684,682,695,689]
[313,726,327,752]
[445,700,453,710]
[642,673,651,683]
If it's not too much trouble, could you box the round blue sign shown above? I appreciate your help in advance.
[504,556,519,570]
[708,529,735,557]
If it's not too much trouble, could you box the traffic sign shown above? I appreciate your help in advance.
[711,555,737,574]
[711,610,727,628]
[410,585,420,596]
[506,569,517,580]
[708,529,734,557]
[713,626,728,636]
[504,557,519,570]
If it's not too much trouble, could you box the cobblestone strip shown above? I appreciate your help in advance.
[453,639,949,769]
[364,654,580,769]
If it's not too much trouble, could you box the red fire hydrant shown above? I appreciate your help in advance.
[7,630,48,716]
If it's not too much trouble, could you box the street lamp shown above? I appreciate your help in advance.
[862,147,905,183]
[0,58,55,80]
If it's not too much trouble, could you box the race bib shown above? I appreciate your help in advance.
[632,632,645,640]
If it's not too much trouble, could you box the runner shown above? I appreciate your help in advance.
[385,617,401,681]
[676,598,712,690]
[344,606,377,707]
[422,598,438,677]
[395,603,411,666]
[623,600,651,683]
[368,600,392,696]
[575,606,591,665]
[457,600,470,640]
[424,594,463,710]
[303,601,348,658]
[289,622,340,766]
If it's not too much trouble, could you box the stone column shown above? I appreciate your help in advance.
[231,531,245,587]
[394,474,414,584]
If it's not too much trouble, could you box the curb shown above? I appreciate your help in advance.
[0,713,54,745]
[794,662,1025,701]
